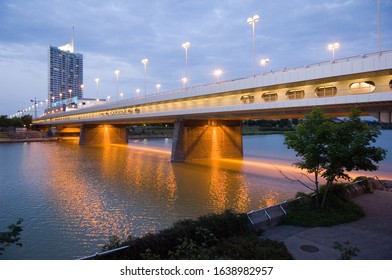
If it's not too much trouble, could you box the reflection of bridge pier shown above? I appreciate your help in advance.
[171,119,243,161]
[79,124,128,145]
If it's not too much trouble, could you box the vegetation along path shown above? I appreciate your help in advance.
[263,190,392,260]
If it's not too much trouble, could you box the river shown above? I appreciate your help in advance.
[0,132,391,259]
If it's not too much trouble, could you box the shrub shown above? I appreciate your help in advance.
[284,184,364,227]
[98,210,291,260]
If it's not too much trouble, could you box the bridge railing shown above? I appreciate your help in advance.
[33,83,392,125]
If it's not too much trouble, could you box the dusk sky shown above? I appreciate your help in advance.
[0,0,391,116]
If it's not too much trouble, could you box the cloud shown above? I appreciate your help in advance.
[0,0,391,115]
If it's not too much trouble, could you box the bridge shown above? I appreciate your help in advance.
[34,50,392,161]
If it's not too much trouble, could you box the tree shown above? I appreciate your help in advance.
[284,107,387,208]
[21,115,32,128]
[0,219,23,255]
[0,115,12,127]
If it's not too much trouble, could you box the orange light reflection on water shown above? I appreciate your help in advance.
[45,141,390,246]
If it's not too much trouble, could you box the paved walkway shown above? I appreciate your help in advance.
[263,190,392,259]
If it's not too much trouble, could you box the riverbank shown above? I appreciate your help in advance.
[90,179,392,260]
[0,138,59,143]
[0,131,59,143]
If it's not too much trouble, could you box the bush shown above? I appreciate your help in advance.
[98,210,292,260]
[0,219,23,255]
[284,184,364,227]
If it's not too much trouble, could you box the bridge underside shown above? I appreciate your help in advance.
[171,119,243,161]
[79,124,128,145]
[74,120,243,161]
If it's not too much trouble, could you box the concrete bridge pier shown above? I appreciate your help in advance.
[79,124,128,145]
[379,112,392,123]
[369,111,392,123]
[171,119,243,161]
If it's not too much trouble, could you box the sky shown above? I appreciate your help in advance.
[0,0,391,116]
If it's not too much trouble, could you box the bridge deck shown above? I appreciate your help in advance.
[34,50,392,125]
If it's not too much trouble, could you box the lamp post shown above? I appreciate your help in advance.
[94,78,100,104]
[328,42,340,62]
[136,88,141,98]
[378,0,381,56]
[141,58,148,96]
[182,42,190,85]
[247,14,260,77]
[182,77,187,89]
[260,58,269,73]
[114,70,120,100]
[30,97,45,118]
[156,83,161,93]
[214,69,222,83]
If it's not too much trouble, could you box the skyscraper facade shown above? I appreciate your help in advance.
[48,30,83,107]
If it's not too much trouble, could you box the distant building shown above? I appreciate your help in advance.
[48,28,83,108]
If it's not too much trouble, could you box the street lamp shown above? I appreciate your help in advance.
[120,92,123,99]
[260,58,269,73]
[247,14,260,77]
[141,58,148,96]
[107,96,111,102]
[328,42,340,62]
[182,42,190,84]
[136,88,141,97]
[114,70,120,100]
[68,89,72,100]
[30,97,45,118]
[59,93,63,109]
[156,83,161,93]
[214,69,222,83]
[182,77,188,88]
[94,78,100,100]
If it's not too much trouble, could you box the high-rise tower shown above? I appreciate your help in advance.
[48,27,83,107]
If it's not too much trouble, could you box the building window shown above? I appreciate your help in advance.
[349,81,375,94]
[262,92,278,102]
[286,90,305,100]
[315,86,337,97]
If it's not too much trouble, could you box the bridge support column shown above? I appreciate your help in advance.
[379,112,392,123]
[79,124,128,145]
[171,120,243,161]
[369,111,392,123]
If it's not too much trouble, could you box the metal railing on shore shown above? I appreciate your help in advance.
[78,245,130,260]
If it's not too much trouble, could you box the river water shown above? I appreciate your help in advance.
[0,132,391,260]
